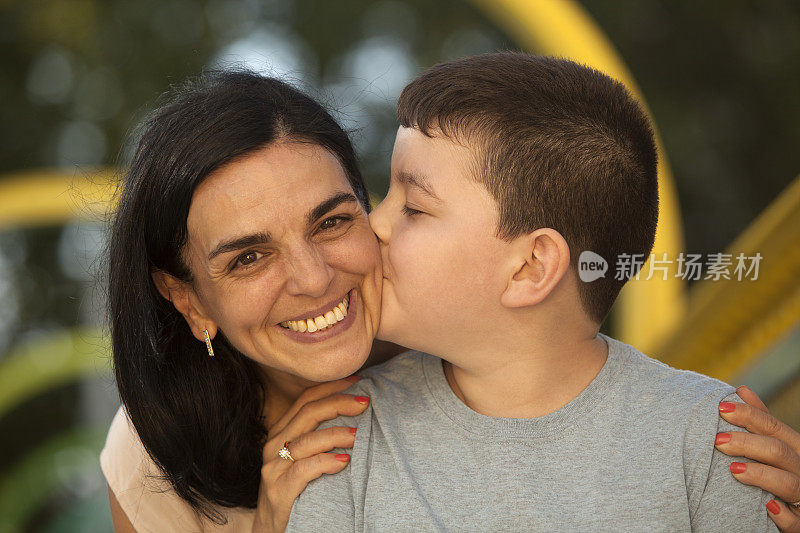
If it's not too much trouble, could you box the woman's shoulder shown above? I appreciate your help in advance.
[100,406,146,473]
[100,405,152,491]
[100,406,254,532]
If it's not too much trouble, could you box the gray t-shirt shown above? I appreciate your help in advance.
[287,334,776,532]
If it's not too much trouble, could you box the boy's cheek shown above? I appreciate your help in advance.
[375,291,412,344]
[391,249,439,300]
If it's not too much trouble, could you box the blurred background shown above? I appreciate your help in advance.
[1,0,799,530]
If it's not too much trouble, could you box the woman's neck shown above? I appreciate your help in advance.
[259,366,319,432]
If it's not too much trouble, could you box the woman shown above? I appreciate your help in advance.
[104,70,387,531]
[102,70,800,532]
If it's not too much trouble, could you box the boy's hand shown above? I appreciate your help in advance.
[714,385,800,532]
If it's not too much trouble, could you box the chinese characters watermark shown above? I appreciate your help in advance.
[578,251,762,282]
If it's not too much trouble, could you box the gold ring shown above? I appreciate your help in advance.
[788,499,800,510]
[278,441,295,463]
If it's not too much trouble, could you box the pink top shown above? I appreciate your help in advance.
[100,406,256,532]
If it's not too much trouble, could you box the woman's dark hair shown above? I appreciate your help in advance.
[108,70,368,522]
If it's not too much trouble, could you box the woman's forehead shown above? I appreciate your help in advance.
[199,142,347,197]
[186,142,353,247]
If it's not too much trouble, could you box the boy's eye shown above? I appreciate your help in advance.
[402,205,423,217]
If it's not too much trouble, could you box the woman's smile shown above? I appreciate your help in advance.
[276,288,358,343]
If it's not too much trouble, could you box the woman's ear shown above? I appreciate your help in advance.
[500,228,571,309]
[151,270,217,342]
[151,269,177,301]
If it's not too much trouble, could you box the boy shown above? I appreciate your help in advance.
[286,53,775,531]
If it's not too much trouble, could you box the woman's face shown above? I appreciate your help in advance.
[180,141,382,384]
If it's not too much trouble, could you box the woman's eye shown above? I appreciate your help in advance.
[319,215,351,231]
[402,205,423,217]
[236,251,262,267]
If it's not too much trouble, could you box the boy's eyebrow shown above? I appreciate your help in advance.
[207,192,358,261]
[397,171,442,203]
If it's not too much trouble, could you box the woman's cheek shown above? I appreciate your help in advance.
[326,221,375,266]
[355,227,382,269]
[220,275,282,328]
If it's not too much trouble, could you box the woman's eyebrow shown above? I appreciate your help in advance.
[206,193,357,261]
[306,191,359,224]
[208,232,271,261]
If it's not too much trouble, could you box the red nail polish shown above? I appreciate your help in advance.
[730,462,747,474]
[719,402,736,413]
[349,427,357,435]
[335,454,350,462]
[766,500,780,515]
[345,375,361,382]
[715,433,731,445]
[355,396,369,405]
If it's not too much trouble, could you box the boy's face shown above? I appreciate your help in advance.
[369,127,512,355]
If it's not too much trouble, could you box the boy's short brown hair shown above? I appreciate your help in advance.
[397,52,659,324]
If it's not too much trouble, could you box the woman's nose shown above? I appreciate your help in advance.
[284,245,335,297]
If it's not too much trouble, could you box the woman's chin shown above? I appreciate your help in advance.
[302,366,361,384]
[299,348,369,383]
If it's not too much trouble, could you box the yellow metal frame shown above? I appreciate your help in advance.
[0,168,116,229]
[656,174,800,382]
[0,328,110,420]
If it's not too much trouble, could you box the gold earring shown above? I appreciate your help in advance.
[203,329,215,357]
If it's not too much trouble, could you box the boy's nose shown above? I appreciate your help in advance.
[368,199,391,244]
[284,245,334,297]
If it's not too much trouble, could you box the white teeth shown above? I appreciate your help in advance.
[281,292,351,332]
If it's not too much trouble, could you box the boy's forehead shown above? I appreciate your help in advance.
[392,125,467,156]
[391,126,478,190]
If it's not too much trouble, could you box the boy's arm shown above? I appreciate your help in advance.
[688,391,778,532]
[285,463,356,532]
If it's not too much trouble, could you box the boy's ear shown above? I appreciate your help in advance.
[151,270,218,342]
[500,228,571,309]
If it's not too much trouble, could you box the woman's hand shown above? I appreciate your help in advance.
[715,385,800,532]
[251,377,369,532]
